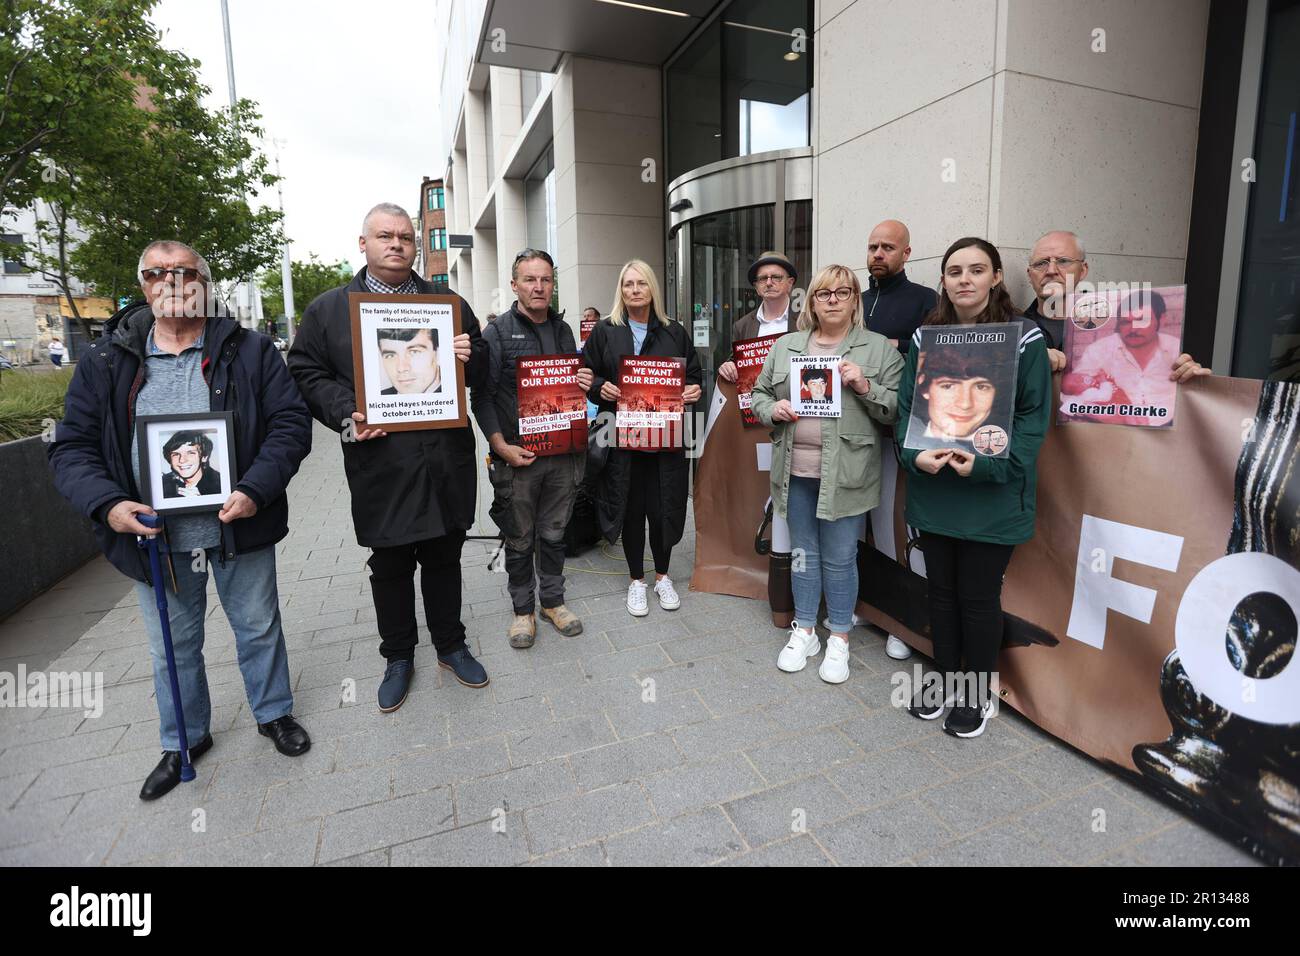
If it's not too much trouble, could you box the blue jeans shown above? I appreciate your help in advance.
[786,476,865,634]
[134,544,293,750]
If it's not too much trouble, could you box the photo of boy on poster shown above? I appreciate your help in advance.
[135,411,236,515]
[903,329,1018,457]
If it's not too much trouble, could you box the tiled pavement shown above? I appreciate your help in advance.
[0,423,1261,866]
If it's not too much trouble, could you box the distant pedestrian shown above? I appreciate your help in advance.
[48,337,66,367]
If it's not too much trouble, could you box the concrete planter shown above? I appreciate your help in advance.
[0,435,99,620]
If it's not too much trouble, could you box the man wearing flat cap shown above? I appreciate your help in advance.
[716,251,798,383]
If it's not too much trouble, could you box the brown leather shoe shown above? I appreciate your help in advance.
[508,613,536,649]
[540,604,583,636]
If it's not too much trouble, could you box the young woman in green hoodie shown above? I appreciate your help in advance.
[895,237,1050,738]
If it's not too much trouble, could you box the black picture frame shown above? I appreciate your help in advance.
[135,411,236,516]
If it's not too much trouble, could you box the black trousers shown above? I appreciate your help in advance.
[623,453,672,579]
[919,532,1015,706]
[368,531,468,661]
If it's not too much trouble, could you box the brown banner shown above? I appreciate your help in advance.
[690,380,770,601]
[693,374,1300,863]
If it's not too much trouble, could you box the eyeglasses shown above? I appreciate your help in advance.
[141,267,205,285]
[1027,257,1083,273]
[755,273,791,285]
[812,287,854,302]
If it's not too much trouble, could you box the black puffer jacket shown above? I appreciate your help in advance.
[471,302,578,452]
[48,303,313,583]
[287,269,487,548]
[581,314,703,548]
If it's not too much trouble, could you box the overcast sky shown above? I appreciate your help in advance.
[150,0,440,273]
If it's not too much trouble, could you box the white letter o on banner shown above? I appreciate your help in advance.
[1175,552,1300,725]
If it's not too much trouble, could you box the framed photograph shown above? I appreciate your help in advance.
[348,293,467,432]
[903,322,1020,458]
[135,411,235,515]
[1059,284,1186,428]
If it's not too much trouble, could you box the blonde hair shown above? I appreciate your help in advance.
[608,259,671,326]
[796,264,863,332]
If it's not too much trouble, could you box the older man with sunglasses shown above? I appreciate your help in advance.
[49,240,314,801]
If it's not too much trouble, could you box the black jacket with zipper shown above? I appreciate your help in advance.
[861,268,937,353]
[471,302,578,452]
[580,313,703,549]
[47,302,313,583]
[287,268,487,549]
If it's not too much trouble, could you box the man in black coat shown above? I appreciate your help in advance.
[861,220,937,354]
[48,240,314,801]
[288,202,490,713]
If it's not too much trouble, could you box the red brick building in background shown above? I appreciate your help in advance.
[418,176,447,285]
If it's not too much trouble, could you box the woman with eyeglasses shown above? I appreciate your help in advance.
[750,265,904,682]
[581,259,703,618]
[895,237,1050,739]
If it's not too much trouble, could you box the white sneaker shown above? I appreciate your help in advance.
[885,635,912,660]
[819,635,851,684]
[777,623,820,673]
[653,576,681,611]
[627,580,649,617]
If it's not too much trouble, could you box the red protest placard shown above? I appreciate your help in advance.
[733,334,780,428]
[580,314,597,344]
[617,355,685,451]
[516,355,589,457]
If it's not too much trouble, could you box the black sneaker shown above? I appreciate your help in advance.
[907,676,951,720]
[943,700,993,738]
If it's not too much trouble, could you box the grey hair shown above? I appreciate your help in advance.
[362,202,414,236]
[137,241,212,282]
[1033,230,1086,261]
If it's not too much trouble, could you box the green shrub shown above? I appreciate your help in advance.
[0,368,75,443]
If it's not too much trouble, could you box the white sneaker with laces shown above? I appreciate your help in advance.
[653,576,681,611]
[777,623,820,673]
[820,635,851,683]
[627,580,649,617]
[885,635,913,660]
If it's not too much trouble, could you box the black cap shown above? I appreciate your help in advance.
[747,252,797,286]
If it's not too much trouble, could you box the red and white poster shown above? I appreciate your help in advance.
[733,335,780,428]
[516,355,588,457]
[617,355,685,451]
[580,313,598,345]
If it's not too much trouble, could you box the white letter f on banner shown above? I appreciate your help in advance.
[1066,515,1184,649]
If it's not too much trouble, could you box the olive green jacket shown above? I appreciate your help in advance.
[751,325,905,520]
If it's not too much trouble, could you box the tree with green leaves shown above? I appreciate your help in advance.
[5,0,284,334]
[260,255,354,322]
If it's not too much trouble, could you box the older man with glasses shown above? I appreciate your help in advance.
[472,248,592,648]
[49,239,315,800]
[1023,230,1206,380]
[716,251,799,383]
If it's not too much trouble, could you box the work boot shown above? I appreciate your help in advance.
[508,613,536,649]
[540,605,583,636]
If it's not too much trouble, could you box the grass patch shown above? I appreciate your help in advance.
[0,367,75,443]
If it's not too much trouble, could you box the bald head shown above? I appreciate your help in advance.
[867,220,912,279]
[1027,230,1089,304]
